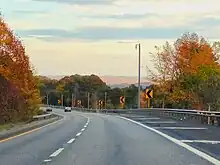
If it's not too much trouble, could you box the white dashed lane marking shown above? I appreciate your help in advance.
[44,117,90,163]
[50,148,64,157]
[76,132,82,137]
[43,159,52,162]
[67,138,75,144]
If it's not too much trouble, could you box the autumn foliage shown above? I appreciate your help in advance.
[150,33,220,110]
[0,16,41,123]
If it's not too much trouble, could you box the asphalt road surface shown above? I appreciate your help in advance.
[0,108,217,165]
[120,113,220,162]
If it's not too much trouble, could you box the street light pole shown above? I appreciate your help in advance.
[87,92,90,109]
[104,92,107,109]
[46,93,49,105]
[118,41,141,109]
[61,93,64,107]
[71,93,74,108]
[136,43,141,109]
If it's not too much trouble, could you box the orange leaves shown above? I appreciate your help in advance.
[0,16,40,123]
[150,32,220,109]
[176,35,217,74]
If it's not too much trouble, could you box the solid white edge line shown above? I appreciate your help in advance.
[181,140,220,144]
[144,121,177,124]
[153,127,208,130]
[50,148,64,157]
[134,118,161,120]
[76,132,82,137]
[43,159,52,162]
[118,116,220,165]
[67,138,75,144]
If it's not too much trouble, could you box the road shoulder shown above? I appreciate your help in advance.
[0,114,63,142]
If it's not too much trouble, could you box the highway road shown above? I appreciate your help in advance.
[0,108,217,165]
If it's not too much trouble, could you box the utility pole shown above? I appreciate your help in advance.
[87,92,90,109]
[71,93,74,107]
[46,93,49,105]
[104,92,107,109]
[61,93,64,107]
[135,43,141,109]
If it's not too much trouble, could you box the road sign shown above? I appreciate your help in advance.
[120,96,125,104]
[99,100,103,105]
[77,100,81,105]
[145,89,153,99]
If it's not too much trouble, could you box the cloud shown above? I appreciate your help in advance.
[82,13,158,20]
[17,27,192,41]
[13,10,48,14]
[32,0,115,5]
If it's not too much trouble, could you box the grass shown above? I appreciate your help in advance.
[0,123,13,132]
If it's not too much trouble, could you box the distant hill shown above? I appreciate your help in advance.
[109,82,152,89]
[43,75,152,87]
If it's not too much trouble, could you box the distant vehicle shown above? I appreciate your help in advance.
[46,108,52,112]
[64,107,71,112]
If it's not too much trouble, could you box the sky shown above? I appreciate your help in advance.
[1,0,220,78]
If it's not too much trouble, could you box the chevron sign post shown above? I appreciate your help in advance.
[145,89,153,108]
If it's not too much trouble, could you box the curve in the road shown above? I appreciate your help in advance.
[0,114,65,143]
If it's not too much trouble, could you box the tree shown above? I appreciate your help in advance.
[150,32,220,110]
[0,16,41,123]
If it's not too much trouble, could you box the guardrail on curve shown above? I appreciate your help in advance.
[40,104,220,126]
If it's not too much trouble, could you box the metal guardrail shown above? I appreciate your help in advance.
[101,108,220,126]
[32,113,53,120]
[41,104,220,126]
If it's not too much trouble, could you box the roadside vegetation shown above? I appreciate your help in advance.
[150,33,220,111]
[0,16,41,124]
[2,15,220,125]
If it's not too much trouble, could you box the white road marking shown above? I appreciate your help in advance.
[50,148,64,157]
[84,125,87,128]
[118,116,220,165]
[153,127,207,130]
[67,138,75,144]
[81,128,85,132]
[144,121,176,124]
[76,132,82,137]
[133,117,160,120]
[181,140,220,144]
[43,159,52,162]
